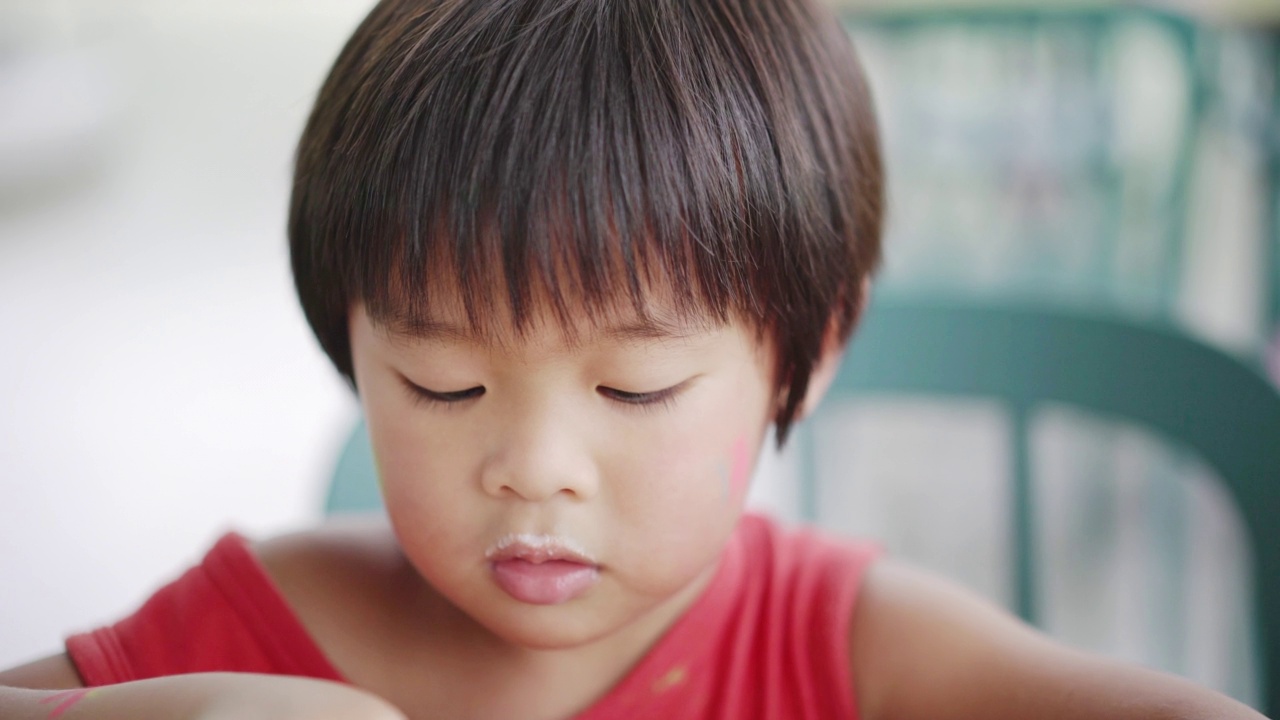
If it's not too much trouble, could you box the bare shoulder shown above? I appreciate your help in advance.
[255,513,408,597]
[254,515,429,684]
[847,558,1264,720]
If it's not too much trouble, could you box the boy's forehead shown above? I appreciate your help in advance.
[367,291,724,349]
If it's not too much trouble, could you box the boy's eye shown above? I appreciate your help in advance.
[402,378,485,406]
[597,384,682,409]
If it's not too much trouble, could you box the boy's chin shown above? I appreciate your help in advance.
[474,599,640,651]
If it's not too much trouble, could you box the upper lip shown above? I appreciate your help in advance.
[485,533,597,565]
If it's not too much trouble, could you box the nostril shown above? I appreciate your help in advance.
[478,433,599,501]
[483,472,592,503]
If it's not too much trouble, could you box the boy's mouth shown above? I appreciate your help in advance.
[486,534,600,605]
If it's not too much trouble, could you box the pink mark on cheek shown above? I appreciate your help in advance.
[727,435,752,501]
[38,689,98,719]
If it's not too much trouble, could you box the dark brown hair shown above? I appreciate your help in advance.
[289,0,883,444]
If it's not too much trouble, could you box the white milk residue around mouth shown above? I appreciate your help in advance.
[485,533,596,564]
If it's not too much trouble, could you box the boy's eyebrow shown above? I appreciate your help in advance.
[602,318,710,342]
[385,319,473,344]
[384,316,711,344]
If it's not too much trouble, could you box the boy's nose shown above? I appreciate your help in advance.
[479,414,600,503]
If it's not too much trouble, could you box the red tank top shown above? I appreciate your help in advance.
[67,514,879,719]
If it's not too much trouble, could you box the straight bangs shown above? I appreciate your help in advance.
[290,0,883,439]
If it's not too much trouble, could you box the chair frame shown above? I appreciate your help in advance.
[809,297,1280,713]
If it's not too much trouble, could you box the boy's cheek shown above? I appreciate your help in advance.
[724,434,753,502]
[617,429,755,512]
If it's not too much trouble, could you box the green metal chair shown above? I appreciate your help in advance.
[1267,35,1280,380]
[803,296,1280,715]
[325,418,380,515]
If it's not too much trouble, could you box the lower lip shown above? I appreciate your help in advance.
[491,559,600,605]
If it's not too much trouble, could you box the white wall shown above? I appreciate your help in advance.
[0,1,377,667]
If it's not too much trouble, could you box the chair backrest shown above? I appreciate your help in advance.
[814,297,1280,715]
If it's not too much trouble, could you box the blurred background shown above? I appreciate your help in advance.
[1,0,1278,710]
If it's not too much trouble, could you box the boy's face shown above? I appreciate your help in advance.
[348,289,777,651]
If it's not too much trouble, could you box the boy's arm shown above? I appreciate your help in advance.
[849,559,1267,720]
[0,654,83,691]
[0,654,406,720]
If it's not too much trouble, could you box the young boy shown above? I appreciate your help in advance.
[0,0,1266,718]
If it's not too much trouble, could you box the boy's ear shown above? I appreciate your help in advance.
[795,279,871,421]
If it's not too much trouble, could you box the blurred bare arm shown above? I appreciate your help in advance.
[850,560,1267,720]
[0,653,406,720]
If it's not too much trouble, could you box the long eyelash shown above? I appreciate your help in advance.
[400,378,485,408]
[599,385,683,413]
